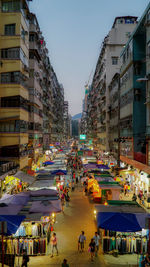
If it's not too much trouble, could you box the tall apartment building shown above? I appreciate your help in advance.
[28,13,43,161]
[119,3,150,167]
[0,0,66,173]
[80,85,89,135]
[64,101,70,140]
[0,0,30,170]
[88,16,137,152]
[51,70,64,143]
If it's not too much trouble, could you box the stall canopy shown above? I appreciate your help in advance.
[51,170,67,176]
[0,192,30,205]
[14,171,35,184]
[97,212,142,232]
[0,215,25,235]
[29,199,61,215]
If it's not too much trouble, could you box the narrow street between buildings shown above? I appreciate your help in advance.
[19,184,106,267]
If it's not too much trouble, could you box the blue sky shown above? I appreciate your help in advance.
[30,0,150,115]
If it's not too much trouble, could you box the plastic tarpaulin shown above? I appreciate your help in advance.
[0,215,25,235]
[97,212,142,232]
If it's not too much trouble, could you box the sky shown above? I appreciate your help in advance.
[30,0,150,116]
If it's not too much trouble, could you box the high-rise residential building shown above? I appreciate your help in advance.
[88,16,137,152]
[51,70,64,143]
[64,101,70,140]
[28,13,43,162]
[0,0,66,174]
[119,3,149,166]
[0,0,30,170]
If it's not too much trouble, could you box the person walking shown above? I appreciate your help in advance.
[50,232,58,257]
[21,249,29,267]
[132,193,137,202]
[93,232,100,256]
[62,259,69,267]
[78,231,86,252]
[89,238,96,262]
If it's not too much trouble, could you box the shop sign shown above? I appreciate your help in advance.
[0,222,7,234]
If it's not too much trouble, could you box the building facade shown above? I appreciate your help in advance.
[87,16,137,152]
[0,0,66,172]
[0,0,30,169]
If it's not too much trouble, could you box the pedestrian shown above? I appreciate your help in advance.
[93,232,100,256]
[139,253,145,267]
[61,193,65,212]
[65,192,70,207]
[145,253,150,266]
[62,259,69,267]
[132,193,137,202]
[50,232,58,257]
[21,249,29,267]
[89,238,96,262]
[78,231,86,252]
[71,181,75,192]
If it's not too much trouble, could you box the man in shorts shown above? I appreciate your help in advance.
[93,232,100,256]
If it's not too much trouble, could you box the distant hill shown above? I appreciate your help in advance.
[72,113,82,120]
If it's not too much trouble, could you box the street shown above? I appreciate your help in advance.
[22,183,106,267]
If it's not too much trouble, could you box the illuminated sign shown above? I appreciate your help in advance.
[80,135,86,140]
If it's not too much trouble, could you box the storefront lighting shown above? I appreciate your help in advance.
[104,201,108,206]
[52,213,55,218]
[94,210,97,215]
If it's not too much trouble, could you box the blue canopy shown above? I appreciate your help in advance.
[97,212,142,232]
[43,161,54,166]
[0,215,25,235]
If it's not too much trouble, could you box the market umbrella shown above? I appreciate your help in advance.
[29,200,61,214]
[0,215,25,235]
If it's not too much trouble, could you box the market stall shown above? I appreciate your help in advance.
[95,202,149,254]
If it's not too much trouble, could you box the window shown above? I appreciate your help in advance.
[4,24,15,35]
[112,57,118,65]
[1,71,20,83]
[29,34,35,42]
[2,1,20,12]
[1,47,20,59]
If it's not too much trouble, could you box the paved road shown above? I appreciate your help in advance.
[23,184,106,267]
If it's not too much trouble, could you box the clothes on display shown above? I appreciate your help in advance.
[14,222,47,237]
[0,237,47,255]
[101,230,148,254]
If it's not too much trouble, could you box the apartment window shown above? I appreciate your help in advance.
[1,71,20,83]
[2,1,20,12]
[29,34,35,42]
[4,24,15,35]
[112,57,118,65]
[1,47,20,59]
[147,10,150,22]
